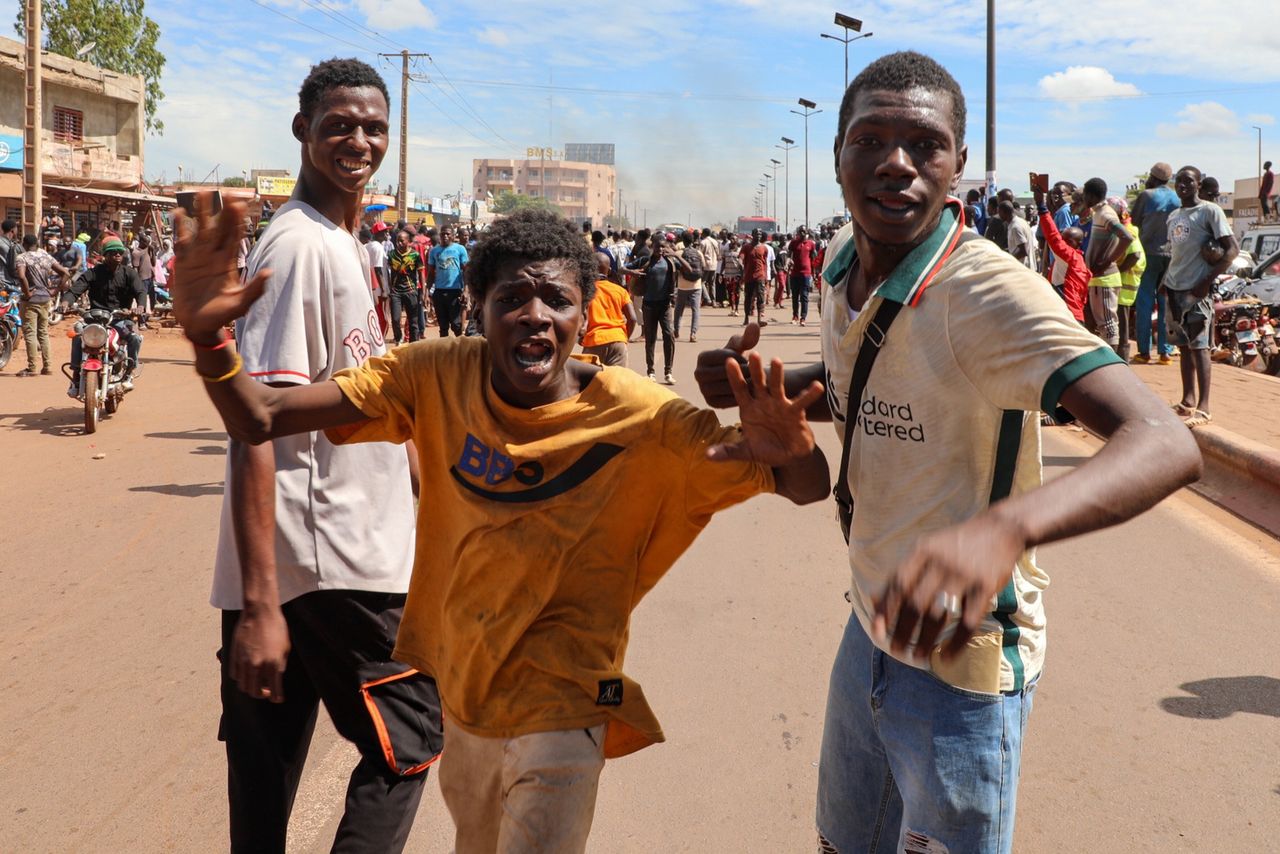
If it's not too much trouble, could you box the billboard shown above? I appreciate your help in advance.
[0,134,23,171]
[565,143,615,165]
[256,174,297,197]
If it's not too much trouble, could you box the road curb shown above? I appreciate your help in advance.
[1190,425,1280,489]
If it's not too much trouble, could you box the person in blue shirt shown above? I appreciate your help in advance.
[427,225,469,337]
[1129,163,1181,363]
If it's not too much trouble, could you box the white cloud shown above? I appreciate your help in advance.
[1157,102,1242,140]
[1037,66,1141,102]
[353,0,437,30]
[476,26,510,47]
[1247,113,1276,127]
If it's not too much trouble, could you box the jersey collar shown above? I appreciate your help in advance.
[824,197,965,307]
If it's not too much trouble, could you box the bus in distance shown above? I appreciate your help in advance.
[736,215,778,237]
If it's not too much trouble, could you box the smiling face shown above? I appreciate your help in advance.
[836,87,966,250]
[1175,169,1201,206]
[293,85,389,200]
[481,258,589,408]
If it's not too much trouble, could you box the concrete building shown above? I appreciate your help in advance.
[0,34,169,235]
[473,151,616,227]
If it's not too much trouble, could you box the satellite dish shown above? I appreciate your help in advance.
[75,41,96,57]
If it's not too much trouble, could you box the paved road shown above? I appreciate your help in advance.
[2,310,1278,852]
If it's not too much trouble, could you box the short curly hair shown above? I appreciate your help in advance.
[468,209,597,308]
[833,51,966,180]
[299,58,390,116]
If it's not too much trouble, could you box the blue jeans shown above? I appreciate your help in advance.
[1136,254,1173,357]
[674,289,700,338]
[790,274,812,321]
[817,617,1036,854]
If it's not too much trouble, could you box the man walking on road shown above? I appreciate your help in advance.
[1130,163,1179,364]
[695,50,1200,854]
[788,226,816,325]
[427,225,468,337]
[699,227,721,307]
[741,229,770,328]
[14,233,70,376]
[210,58,441,853]
[1164,165,1238,427]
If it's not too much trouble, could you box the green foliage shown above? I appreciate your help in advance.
[490,191,563,216]
[1125,173,1149,204]
[16,0,166,134]
[221,176,247,187]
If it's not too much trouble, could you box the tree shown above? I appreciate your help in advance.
[490,190,562,216]
[221,176,247,188]
[16,0,166,134]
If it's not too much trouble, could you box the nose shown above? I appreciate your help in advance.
[875,143,917,182]
[517,297,552,329]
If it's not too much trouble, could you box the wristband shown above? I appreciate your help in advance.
[187,329,230,350]
[200,351,243,383]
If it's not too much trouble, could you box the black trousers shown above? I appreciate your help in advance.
[431,289,464,337]
[388,290,421,342]
[642,301,675,374]
[743,279,766,323]
[219,590,443,854]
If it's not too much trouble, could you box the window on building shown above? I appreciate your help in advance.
[52,106,84,143]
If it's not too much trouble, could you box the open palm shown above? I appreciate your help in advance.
[708,352,824,466]
[172,193,270,338]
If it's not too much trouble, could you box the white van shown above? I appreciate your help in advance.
[1238,224,1280,269]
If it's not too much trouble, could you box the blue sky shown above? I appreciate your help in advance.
[144,0,1279,228]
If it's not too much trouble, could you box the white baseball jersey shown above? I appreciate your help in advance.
[211,200,416,609]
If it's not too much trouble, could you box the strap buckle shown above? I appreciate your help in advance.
[864,319,888,349]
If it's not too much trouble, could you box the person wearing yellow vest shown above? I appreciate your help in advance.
[1110,196,1145,362]
[1082,178,1135,355]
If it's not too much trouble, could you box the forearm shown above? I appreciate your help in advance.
[230,439,280,611]
[772,447,831,505]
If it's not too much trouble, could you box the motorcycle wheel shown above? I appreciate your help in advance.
[104,390,118,415]
[84,372,100,434]
[0,325,11,371]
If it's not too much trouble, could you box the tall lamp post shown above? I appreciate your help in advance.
[820,13,872,90]
[777,137,796,233]
[769,158,781,229]
[985,0,996,194]
[791,99,822,229]
[763,172,775,221]
[1254,125,1263,193]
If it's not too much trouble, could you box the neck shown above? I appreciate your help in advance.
[294,168,362,232]
[851,214,941,282]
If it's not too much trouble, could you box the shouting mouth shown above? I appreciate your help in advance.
[867,191,921,222]
[513,338,555,374]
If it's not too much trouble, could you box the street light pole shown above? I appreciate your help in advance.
[820,14,872,91]
[791,99,822,229]
[985,0,996,194]
[1254,124,1263,185]
[777,138,795,234]
[769,159,781,229]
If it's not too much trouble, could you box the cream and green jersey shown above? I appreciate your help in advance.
[820,201,1121,693]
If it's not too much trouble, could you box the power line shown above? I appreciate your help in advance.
[408,72,519,150]
[296,0,403,51]
[425,56,521,149]
[246,0,375,55]
[406,76,515,151]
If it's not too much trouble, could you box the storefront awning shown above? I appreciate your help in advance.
[44,184,177,207]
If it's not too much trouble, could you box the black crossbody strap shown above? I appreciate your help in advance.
[833,298,903,510]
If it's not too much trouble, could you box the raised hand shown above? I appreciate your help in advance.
[693,322,760,408]
[172,192,271,338]
[707,351,824,466]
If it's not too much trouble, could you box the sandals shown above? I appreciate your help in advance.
[1172,402,1194,417]
[1183,410,1213,428]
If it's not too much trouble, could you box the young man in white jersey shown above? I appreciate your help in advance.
[210,58,441,852]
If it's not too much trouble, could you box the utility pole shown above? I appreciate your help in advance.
[777,138,795,233]
[985,0,996,195]
[22,0,42,234]
[769,159,780,227]
[791,100,822,229]
[380,50,429,223]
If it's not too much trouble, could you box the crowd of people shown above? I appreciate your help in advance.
[961,159,1238,428]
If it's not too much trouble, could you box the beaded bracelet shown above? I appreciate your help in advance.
[200,351,243,384]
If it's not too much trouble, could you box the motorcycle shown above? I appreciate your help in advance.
[0,284,21,371]
[62,309,137,434]
[151,283,172,319]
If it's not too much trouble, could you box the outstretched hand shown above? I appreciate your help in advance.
[693,322,760,408]
[172,192,271,338]
[707,351,824,467]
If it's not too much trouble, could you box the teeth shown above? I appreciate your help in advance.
[338,159,368,171]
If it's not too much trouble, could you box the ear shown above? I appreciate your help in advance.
[291,112,308,143]
[952,144,969,192]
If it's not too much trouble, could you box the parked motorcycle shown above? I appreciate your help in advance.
[62,309,137,434]
[0,284,23,371]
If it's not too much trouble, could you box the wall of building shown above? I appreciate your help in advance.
[473,157,615,226]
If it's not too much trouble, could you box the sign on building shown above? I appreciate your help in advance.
[256,175,298,197]
[0,134,23,171]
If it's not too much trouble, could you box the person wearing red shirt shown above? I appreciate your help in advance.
[739,229,771,328]
[787,226,816,325]
[1034,183,1088,323]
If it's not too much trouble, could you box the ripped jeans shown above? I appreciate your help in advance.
[816,617,1036,854]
